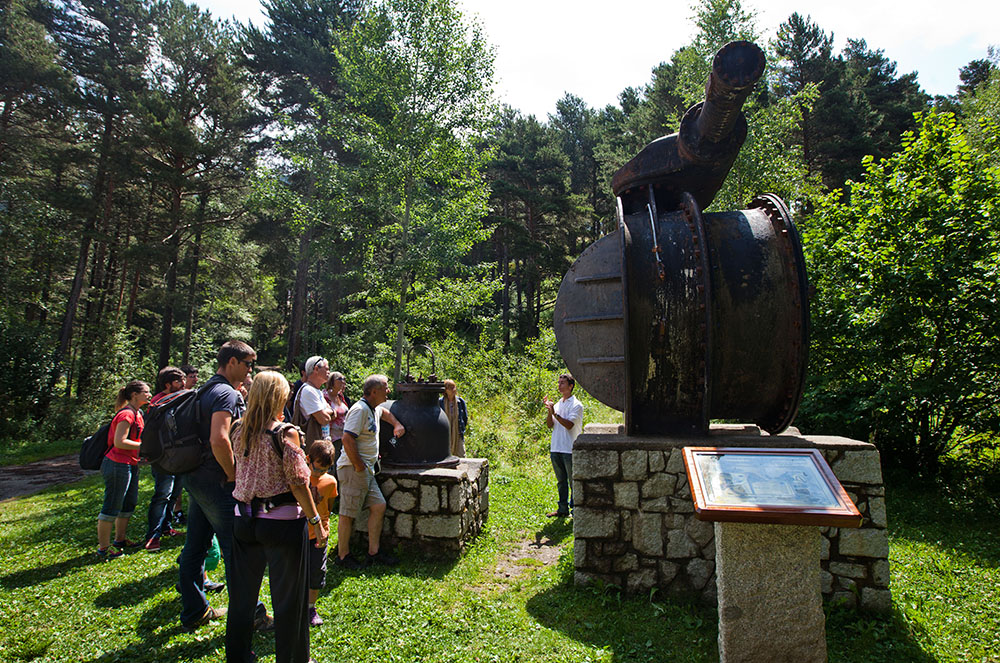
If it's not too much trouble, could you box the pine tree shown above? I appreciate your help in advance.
[48,0,153,392]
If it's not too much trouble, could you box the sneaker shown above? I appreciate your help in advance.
[253,604,275,632]
[113,538,141,549]
[333,553,365,570]
[366,549,399,566]
[144,537,161,553]
[546,511,569,518]
[308,606,323,627]
[164,528,182,537]
[204,579,225,593]
[182,606,226,632]
[97,546,123,560]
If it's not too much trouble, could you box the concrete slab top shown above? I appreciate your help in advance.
[574,425,873,452]
[379,459,488,481]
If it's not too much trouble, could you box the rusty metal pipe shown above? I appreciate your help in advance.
[693,41,766,145]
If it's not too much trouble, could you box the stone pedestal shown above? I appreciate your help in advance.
[715,522,827,663]
[353,459,488,556]
[572,424,891,611]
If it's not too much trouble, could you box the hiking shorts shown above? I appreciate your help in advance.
[336,465,384,520]
[99,457,139,521]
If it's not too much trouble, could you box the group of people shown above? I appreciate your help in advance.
[94,341,474,663]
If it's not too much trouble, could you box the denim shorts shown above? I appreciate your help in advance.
[99,457,139,521]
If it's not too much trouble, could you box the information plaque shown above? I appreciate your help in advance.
[682,447,862,527]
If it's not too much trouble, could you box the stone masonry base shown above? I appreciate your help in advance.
[573,424,891,612]
[352,459,489,556]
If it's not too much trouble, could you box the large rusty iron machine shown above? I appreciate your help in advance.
[554,41,809,436]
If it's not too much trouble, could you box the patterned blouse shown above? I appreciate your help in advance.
[232,423,310,504]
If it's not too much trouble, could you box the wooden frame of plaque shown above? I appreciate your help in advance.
[682,447,863,527]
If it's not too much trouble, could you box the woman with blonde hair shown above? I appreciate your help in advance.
[226,371,327,663]
[97,380,151,558]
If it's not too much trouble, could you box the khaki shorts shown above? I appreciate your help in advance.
[337,464,384,519]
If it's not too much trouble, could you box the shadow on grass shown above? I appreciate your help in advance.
[320,549,459,596]
[0,551,106,590]
[527,576,939,663]
[534,516,573,546]
[526,582,719,663]
[6,472,189,555]
[79,593,226,663]
[887,473,1000,568]
[95,566,177,608]
[825,604,938,663]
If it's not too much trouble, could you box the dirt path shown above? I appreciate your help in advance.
[494,530,565,579]
[0,454,96,503]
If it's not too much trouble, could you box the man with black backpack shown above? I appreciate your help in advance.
[177,340,263,631]
[143,366,186,552]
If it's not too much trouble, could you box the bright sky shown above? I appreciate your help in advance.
[197,0,998,120]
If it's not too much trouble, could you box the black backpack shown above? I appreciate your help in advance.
[80,421,113,470]
[140,382,212,475]
[80,407,132,470]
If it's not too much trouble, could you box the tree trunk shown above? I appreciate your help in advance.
[393,272,410,384]
[158,180,183,368]
[0,92,14,165]
[128,182,156,327]
[501,227,510,351]
[182,193,207,364]
[115,233,130,320]
[126,265,140,327]
[48,110,116,409]
[287,226,314,369]
[392,186,413,385]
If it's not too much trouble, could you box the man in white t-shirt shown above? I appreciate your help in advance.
[294,355,334,453]
[543,373,583,518]
[335,374,405,569]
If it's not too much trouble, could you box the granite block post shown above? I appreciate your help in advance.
[715,522,827,663]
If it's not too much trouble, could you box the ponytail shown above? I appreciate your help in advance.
[115,380,149,410]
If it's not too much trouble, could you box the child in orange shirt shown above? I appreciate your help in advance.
[307,439,338,627]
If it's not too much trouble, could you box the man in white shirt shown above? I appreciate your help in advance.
[294,355,334,453]
[543,373,583,518]
[335,374,406,569]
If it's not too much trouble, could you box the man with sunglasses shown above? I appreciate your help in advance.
[177,340,271,631]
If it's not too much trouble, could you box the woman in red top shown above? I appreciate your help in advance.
[97,380,150,559]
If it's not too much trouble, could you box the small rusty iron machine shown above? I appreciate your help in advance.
[379,345,460,468]
[554,41,809,436]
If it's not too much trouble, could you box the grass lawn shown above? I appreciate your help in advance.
[1,456,997,662]
[1,438,80,467]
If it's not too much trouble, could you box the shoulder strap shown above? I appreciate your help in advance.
[266,422,301,459]
[107,406,130,450]
[360,398,376,417]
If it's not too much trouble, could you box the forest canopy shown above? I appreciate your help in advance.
[1,0,998,472]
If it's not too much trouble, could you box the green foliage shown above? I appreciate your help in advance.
[322,0,498,378]
[0,317,52,438]
[771,14,929,189]
[711,84,820,211]
[800,112,1000,471]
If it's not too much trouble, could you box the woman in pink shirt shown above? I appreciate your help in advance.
[227,371,327,663]
[97,380,150,558]
[323,371,351,461]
